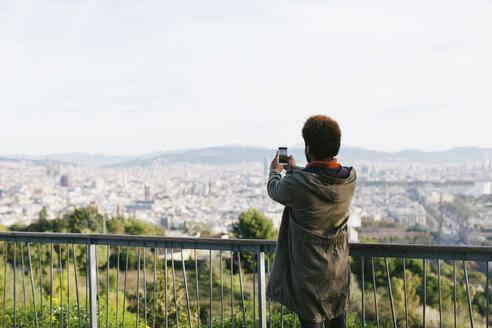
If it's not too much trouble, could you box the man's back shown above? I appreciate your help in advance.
[267,164,356,235]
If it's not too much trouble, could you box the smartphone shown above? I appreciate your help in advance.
[278,146,288,165]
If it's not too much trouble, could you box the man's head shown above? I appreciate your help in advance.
[302,115,341,162]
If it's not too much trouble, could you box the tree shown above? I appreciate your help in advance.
[184,221,213,236]
[231,208,277,270]
[9,221,27,231]
[26,206,54,232]
[232,208,277,240]
[106,215,126,234]
[65,206,103,233]
[125,217,161,236]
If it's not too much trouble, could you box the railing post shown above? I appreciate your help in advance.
[88,240,98,328]
[257,246,267,328]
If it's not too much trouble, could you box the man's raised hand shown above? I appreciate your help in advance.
[270,150,283,172]
[284,155,296,171]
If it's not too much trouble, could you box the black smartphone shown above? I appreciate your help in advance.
[278,146,288,165]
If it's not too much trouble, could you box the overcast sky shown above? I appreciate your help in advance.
[1,0,491,156]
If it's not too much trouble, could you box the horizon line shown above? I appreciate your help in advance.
[1,144,491,159]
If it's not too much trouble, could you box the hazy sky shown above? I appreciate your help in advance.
[1,0,491,155]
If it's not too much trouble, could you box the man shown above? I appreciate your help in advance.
[266,115,357,328]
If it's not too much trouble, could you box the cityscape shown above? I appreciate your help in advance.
[2,1,491,326]
[1,146,491,246]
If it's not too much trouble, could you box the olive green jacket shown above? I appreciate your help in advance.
[266,166,357,322]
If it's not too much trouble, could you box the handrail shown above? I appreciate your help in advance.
[0,231,278,252]
[1,231,492,260]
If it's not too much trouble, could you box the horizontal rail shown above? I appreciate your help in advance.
[1,231,492,260]
[0,231,277,252]
[350,242,492,261]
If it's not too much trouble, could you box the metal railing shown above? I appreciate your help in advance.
[0,231,491,328]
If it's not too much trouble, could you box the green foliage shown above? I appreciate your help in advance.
[4,202,491,328]
[0,297,394,328]
[350,256,489,327]
[128,266,198,328]
[232,208,277,240]
[231,208,277,270]
[106,215,163,236]
[346,311,393,328]
[9,221,27,231]
[206,308,387,328]
[11,206,102,233]
[184,220,213,236]
[1,296,143,328]
[106,215,126,234]
[381,273,420,327]
[27,206,54,232]
[10,207,162,237]
[0,252,488,328]
[124,218,160,236]
[4,207,164,274]
[65,207,103,233]
[39,206,49,221]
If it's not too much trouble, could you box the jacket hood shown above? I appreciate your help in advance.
[291,168,356,203]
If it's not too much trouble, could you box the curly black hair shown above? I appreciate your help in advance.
[302,115,341,160]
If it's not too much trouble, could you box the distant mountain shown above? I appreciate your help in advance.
[110,146,492,167]
[108,146,280,167]
[2,146,490,167]
[0,156,65,166]
[3,153,138,167]
[392,147,490,163]
[339,147,393,162]
[340,146,491,163]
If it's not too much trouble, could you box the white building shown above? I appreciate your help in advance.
[393,206,426,227]
[348,207,362,242]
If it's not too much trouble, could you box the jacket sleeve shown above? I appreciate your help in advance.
[267,167,302,205]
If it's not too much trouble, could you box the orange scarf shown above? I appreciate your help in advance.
[306,158,341,168]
